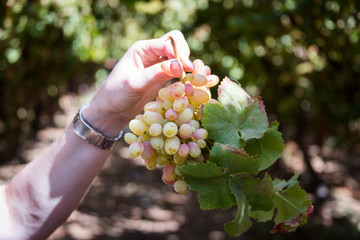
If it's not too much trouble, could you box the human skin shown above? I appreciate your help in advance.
[0,30,193,240]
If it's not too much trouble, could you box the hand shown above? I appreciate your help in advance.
[83,30,194,137]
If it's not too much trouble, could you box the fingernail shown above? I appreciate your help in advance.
[170,60,183,77]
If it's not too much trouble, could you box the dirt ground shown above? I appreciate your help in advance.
[1,93,360,240]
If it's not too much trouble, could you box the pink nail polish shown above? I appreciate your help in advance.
[170,60,182,76]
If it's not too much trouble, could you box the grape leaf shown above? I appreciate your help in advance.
[273,174,312,225]
[202,103,241,148]
[210,143,260,175]
[271,204,314,233]
[250,174,313,230]
[178,162,235,210]
[238,97,269,140]
[237,173,274,211]
[245,123,285,170]
[273,173,299,190]
[250,209,274,222]
[203,97,269,148]
[224,179,253,237]
[217,76,253,112]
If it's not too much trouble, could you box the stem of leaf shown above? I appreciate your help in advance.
[275,192,298,209]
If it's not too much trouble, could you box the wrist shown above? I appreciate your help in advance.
[81,102,126,139]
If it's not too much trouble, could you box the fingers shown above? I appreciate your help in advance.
[160,30,193,72]
[132,30,193,73]
[136,37,193,72]
[142,59,183,85]
[161,60,183,77]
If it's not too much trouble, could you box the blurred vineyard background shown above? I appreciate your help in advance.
[1,0,360,239]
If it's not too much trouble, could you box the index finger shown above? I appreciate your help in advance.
[160,30,193,72]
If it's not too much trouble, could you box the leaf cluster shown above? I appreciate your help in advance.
[178,78,313,237]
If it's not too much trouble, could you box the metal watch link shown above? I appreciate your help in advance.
[72,105,123,150]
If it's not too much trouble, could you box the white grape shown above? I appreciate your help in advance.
[149,123,162,137]
[178,124,192,139]
[174,180,187,194]
[178,143,189,158]
[184,73,194,82]
[174,165,182,176]
[175,108,193,126]
[184,83,194,96]
[197,139,207,148]
[173,153,187,165]
[190,74,207,86]
[163,164,176,182]
[156,155,169,166]
[141,141,155,159]
[193,128,208,140]
[128,142,144,158]
[165,108,178,121]
[171,82,185,97]
[143,110,164,125]
[205,74,220,87]
[189,88,210,105]
[158,87,175,102]
[162,100,172,110]
[188,141,201,158]
[144,101,164,114]
[163,122,178,138]
[173,97,189,112]
[164,136,180,155]
[137,134,149,143]
[135,114,145,122]
[129,119,147,136]
[150,136,164,150]
[124,132,138,144]
[188,119,200,130]
[144,154,157,170]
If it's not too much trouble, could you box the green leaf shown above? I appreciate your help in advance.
[238,173,274,211]
[202,103,241,148]
[271,204,314,233]
[178,162,235,210]
[210,143,260,175]
[245,124,285,170]
[238,97,269,140]
[273,174,312,224]
[250,174,313,229]
[273,173,300,190]
[224,179,253,237]
[203,86,268,148]
[250,209,274,222]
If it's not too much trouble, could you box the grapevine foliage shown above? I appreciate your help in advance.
[178,77,313,237]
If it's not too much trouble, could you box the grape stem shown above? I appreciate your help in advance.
[167,36,186,77]
[168,36,180,61]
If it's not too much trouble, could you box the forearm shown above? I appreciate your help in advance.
[0,30,192,239]
[4,119,121,239]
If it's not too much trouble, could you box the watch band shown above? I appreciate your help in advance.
[73,105,123,150]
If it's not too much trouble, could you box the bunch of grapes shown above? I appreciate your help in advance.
[125,58,219,194]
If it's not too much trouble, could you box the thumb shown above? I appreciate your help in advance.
[142,59,183,84]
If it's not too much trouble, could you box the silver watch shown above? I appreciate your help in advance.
[73,105,123,150]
